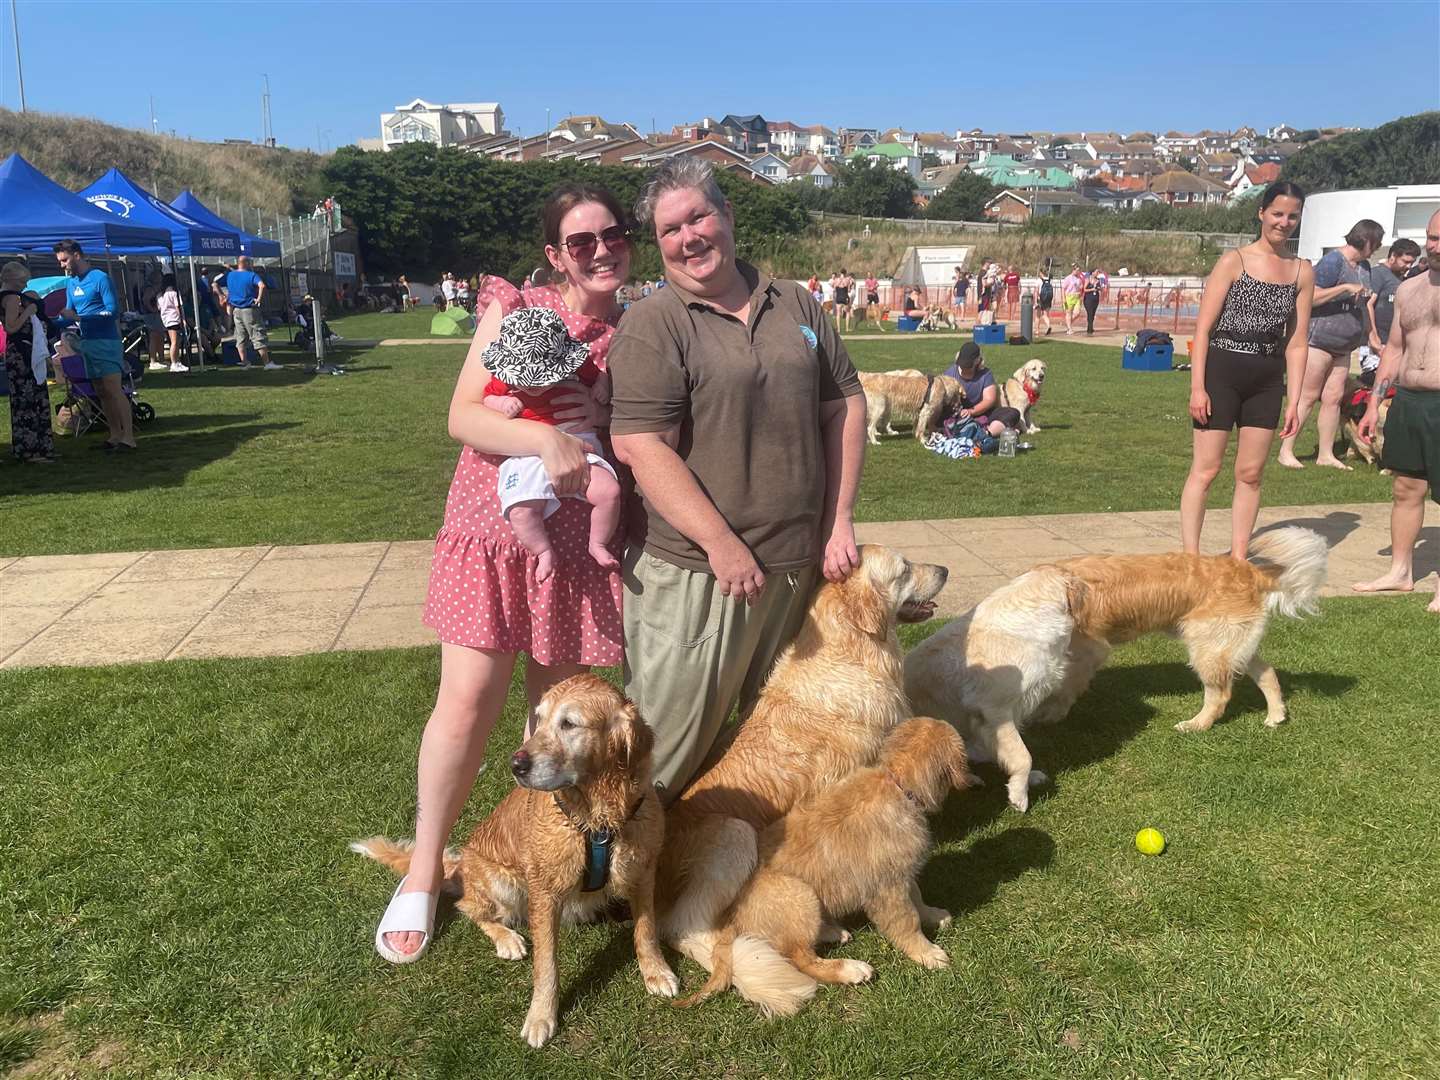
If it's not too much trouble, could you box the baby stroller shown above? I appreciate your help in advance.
[120,311,151,372]
[53,343,155,438]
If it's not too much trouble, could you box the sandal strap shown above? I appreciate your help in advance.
[377,879,439,936]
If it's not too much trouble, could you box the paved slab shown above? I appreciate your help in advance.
[0,503,1428,670]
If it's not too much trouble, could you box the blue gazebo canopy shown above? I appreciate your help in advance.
[0,154,172,253]
[171,191,281,258]
[78,168,241,258]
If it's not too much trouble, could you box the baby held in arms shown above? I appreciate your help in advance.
[481,306,621,581]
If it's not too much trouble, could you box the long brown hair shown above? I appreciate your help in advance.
[540,184,630,249]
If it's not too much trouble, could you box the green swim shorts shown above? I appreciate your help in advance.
[1381,387,1440,503]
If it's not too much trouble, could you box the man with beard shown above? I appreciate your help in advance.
[1353,209,1440,613]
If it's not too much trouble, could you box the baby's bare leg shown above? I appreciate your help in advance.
[584,468,622,571]
[507,501,555,582]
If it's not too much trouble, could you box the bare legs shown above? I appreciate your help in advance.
[1181,428,1229,554]
[1279,348,1352,469]
[95,372,136,448]
[387,643,516,957]
[1181,426,1277,559]
[1353,475,1431,604]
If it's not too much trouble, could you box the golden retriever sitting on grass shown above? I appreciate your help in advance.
[675,718,970,1015]
[351,674,674,1048]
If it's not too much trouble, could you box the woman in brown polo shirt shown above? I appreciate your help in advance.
[607,158,867,798]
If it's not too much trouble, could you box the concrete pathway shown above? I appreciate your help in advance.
[0,503,1424,670]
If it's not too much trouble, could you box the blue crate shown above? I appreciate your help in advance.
[973,323,1007,344]
[896,315,921,332]
[1122,343,1174,371]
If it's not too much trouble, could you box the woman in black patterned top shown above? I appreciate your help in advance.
[1180,182,1314,559]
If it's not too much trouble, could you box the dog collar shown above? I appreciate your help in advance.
[553,792,646,893]
[885,770,927,811]
[919,373,937,411]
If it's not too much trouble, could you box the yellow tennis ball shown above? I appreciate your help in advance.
[1135,828,1166,856]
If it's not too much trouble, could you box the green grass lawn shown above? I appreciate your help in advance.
[2,336,1392,557]
[328,307,446,341]
[3,597,1436,1078]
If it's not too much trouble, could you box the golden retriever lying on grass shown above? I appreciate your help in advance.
[905,528,1328,812]
[352,674,674,1048]
[676,718,970,1015]
[656,545,949,1016]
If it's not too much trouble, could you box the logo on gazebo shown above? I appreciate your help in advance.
[86,194,136,218]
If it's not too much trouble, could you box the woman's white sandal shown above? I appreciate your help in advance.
[374,877,440,964]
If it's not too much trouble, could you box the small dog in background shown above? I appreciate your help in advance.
[905,528,1328,812]
[1341,376,1392,470]
[858,371,967,444]
[675,718,970,1016]
[999,359,1047,434]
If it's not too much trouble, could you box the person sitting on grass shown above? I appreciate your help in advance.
[942,342,1023,437]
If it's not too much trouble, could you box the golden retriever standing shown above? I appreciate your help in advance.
[676,718,970,1015]
[999,359,1047,434]
[858,371,967,444]
[656,545,949,1015]
[351,674,675,1048]
[905,528,1328,812]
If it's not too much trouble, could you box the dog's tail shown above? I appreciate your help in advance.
[1248,527,1329,618]
[349,836,463,892]
[671,928,817,1018]
[672,926,737,1009]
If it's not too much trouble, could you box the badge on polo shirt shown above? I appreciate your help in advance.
[798,325,818,351]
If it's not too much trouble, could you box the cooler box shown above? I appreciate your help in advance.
[973,323,1006,345]
[896,316,921,332]
[1122,343,1174,371]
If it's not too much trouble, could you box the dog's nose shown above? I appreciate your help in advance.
[511,749,532,778]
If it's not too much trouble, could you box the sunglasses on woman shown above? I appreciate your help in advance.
[560,225,631,260]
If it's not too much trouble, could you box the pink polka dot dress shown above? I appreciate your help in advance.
[422,277,623,665]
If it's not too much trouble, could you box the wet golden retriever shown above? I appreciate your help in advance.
[858,371,966,444]
[656,545,950,1015]
[676,718,970,1015]
[905,528,1328,812]
[351,674,674,1048]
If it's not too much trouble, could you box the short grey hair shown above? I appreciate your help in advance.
[634,157,726,227]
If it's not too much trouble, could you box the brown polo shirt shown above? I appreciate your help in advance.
[608,261,862,574]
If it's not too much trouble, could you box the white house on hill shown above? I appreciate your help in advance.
[380,100,505,151]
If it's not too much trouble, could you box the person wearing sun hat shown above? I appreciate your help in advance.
[479,305,621,582]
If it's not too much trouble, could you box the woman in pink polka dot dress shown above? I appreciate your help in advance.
[370,184,631,964]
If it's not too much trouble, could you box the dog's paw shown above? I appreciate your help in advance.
[935,913,953,932]
[915,944,950,970]
[493,928,528,961]
[1006,779,1030,813]
[834,959,874,984]
[642,963,680,998]
[1263,712,1287,729]
[1174,717,1211,734]
[1028,769,1049,789]
[520,1006,557,1048]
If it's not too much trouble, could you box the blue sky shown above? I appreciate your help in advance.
[3,1,1437,151]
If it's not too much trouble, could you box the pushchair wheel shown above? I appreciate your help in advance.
[133,402,156,423]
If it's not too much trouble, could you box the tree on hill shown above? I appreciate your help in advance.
[825,158,919,218]
[1282,112,1440,192]
[924,172,1001,222]
[321,144,808,280]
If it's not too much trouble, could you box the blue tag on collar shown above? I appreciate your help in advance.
[582,827,615,893]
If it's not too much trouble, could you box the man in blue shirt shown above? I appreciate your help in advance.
[224,254,279,369]
[54,239,136,451]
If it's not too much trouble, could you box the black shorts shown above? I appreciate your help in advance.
[834,289,850,306]
[867,291,879,305]
[1195,346,1285,431]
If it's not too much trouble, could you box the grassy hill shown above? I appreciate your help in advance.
[0,108,329,215]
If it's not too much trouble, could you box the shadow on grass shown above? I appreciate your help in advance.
[8,421,301,495]
[932,660,1359,843]
[922,827,1055,917]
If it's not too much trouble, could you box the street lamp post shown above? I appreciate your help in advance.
[8,0,24,113]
